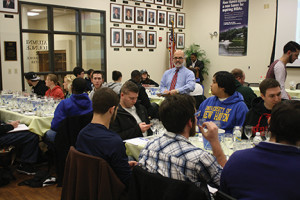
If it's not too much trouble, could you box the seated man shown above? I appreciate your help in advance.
[140,69,159,87]
[243,78,281,138]
[24,72,48,96]
[89,70,105,100]
[160,50,195,95]
[197,71,248,133]
[110,81,152,140]
[231,68,257,109]
[0,120,39,175]
[220,100,300,199]
[76,88,137,187]
[44,78,93,143]
[105,70,122,94]
[139,94,226,188]
[129,70,159,119]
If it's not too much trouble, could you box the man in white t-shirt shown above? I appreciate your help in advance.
[266,41,300,100]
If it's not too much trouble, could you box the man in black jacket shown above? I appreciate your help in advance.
[242,78,281,138]
[110,81,152,140]
[24,72,48,96]
[186,53,205,84]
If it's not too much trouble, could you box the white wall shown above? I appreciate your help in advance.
[1,0,299,93]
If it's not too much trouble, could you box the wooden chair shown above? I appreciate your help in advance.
[61,146,126,200]
[296,83,300,89]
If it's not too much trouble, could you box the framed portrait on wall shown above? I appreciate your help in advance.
[144,0,154,3]
[157,10,167,27]
[111,28,122,47]
[165,0,173,7]
[134,0,143,2]
[167,12,176,28]
[0,0,18,13]
[123,29,135,47]
[135,7,146,25]
[175,0,183,9]
[123,6,134,24]
[110,4,122,23]
[136,30,146,48]
[155,0,164,5]
[146,9,156,26]
[166,32,176,48]
[176,13,185,29]
[176,33,185,49]
[147,31,157,48]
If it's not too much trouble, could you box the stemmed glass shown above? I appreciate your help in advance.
[244,125,253,143]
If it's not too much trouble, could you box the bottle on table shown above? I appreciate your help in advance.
[233,126,242,143]
[253,132,262,145]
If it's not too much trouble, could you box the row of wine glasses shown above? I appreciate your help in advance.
[244,125,271,141]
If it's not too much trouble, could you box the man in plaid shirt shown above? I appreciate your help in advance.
[139,94,226,188]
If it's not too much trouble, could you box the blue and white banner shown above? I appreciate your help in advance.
[219,0,249,56]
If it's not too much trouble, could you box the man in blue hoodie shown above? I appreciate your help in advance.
[197,71,248,133]
[44,78,93,142]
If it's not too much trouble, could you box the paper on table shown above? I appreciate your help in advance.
[8,124,29,133]
[124,137,149,146]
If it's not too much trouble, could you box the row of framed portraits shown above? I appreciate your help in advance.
[111,28,185,49]
[132,0,183,8]
[111,4,185,29]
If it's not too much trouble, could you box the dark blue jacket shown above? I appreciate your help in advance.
[51,93,93,131]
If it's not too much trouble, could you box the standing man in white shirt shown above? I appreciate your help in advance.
[266,41,300,100]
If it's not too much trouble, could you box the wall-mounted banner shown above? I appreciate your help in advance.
[219,0,248,56]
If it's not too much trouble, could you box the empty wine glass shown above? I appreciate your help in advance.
[244,125,253,143]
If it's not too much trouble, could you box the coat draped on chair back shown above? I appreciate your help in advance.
[61,146,126,200]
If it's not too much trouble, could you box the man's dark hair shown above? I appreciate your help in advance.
[159,94,195,134]
[259,78,280,96]
[214,71,236,96]
[283,41,300,54]
[91,70,104,79]
[191,53,197,57]
[92,87,119,114]
[120,81,139,94]
[131,70,141,79]
[231,68,244,79]
[112,71,122,81]
[72,78,86,94]
[73,67,84,77]
[269,100,300,145]
[87,69,94,76]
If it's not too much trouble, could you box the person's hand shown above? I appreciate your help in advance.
[128,161,138,169]
[199,121,218,143]
[163,90,170,95]
[9,120,20,128]
[169,89,179,95]
[139,122,152,132]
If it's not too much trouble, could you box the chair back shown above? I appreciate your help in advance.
[296,83,300,89]
[61,146,126,200]
[54,112,93,186]
[128,165,210,200]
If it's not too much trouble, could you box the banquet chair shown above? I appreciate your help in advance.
[128,165,210,200]
[296,83,300,89]
[54,112,93,186]
[61,146,126,200]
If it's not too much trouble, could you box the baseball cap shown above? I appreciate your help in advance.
[24,72,40,81]
[140,69,148,74]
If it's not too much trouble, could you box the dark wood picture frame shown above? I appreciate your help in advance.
[111,28,123,47]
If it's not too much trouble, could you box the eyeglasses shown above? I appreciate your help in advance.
[173,57,183,60]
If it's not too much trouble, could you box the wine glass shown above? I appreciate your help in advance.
[244,125,253,143]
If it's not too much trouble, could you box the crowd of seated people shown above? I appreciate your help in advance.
[3,52,300,200]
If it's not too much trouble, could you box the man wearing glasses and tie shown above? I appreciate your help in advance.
[160,50,195,95]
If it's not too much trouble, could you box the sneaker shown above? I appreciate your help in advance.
[16,163,37,175]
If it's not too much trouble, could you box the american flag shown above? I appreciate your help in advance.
[169,21,176,68]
